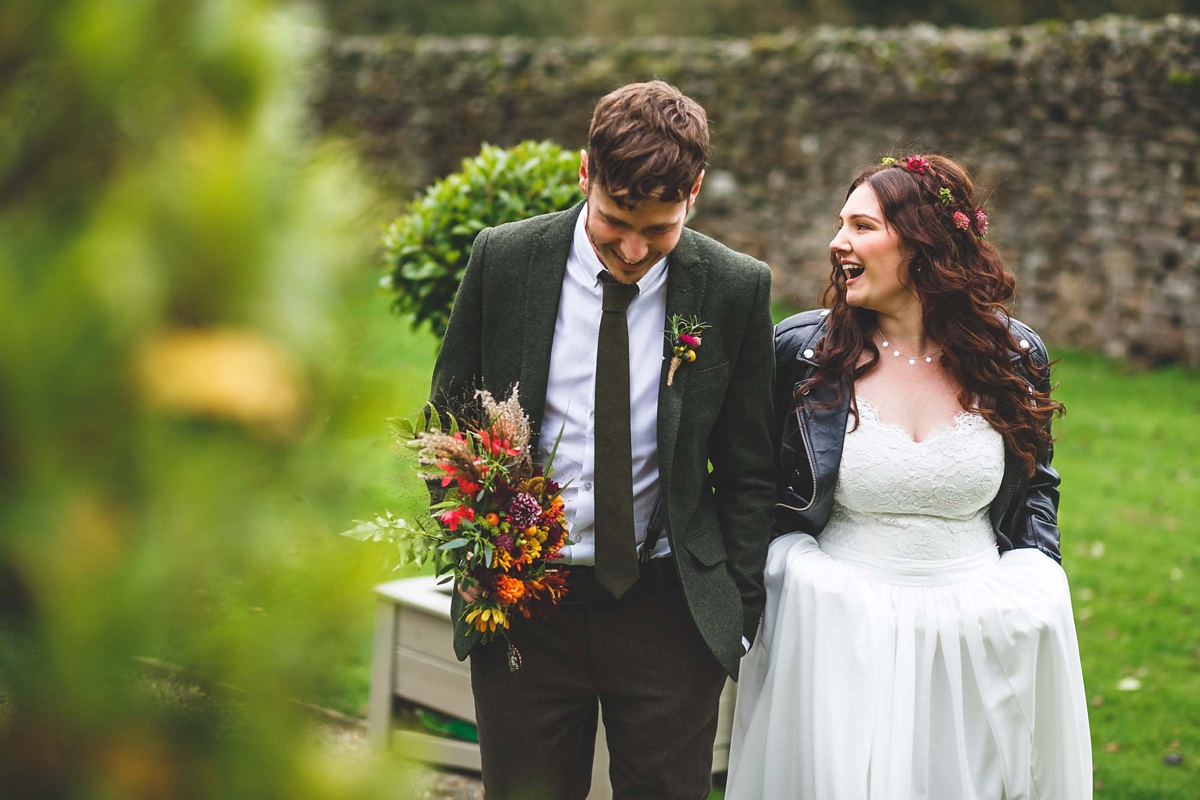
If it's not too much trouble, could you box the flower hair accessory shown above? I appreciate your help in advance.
[903,156,929,175]
[665,315,711,386]
[938,188,953,204]
[953,211,971,230]
[974,207,989,236]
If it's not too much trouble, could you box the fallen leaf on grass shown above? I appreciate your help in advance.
[1091,695,1104,707]
[1105,742,1120,753]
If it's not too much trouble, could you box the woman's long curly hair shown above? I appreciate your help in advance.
[804,154,1063,475]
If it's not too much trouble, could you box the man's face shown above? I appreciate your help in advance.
[579,151,702,285]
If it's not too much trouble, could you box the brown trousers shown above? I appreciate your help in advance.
[469,561,728,799]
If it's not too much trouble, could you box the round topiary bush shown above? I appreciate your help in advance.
[382,140,581,337]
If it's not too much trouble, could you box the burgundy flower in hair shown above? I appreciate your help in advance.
[904,156,929,175]
[974,207,989,236]
[953,211,971,230]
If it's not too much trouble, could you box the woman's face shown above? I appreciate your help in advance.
[829,182,915,315]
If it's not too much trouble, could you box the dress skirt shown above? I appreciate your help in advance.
[726,533,1092,800]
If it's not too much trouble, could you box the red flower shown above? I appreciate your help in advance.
[440,505,476,531]
[456,475,481,495]
[478,430,519,457]
[904,156,929,175]
[437,461,458,488]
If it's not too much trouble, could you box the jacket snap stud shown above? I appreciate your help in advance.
[1019,339,1030,349]
[803,348,814,358]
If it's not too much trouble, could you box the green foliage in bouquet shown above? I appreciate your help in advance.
[381,140,581,337]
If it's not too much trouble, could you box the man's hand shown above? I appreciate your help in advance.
[458,578,483,604]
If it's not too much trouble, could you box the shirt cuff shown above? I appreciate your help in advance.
[741,636,751,655]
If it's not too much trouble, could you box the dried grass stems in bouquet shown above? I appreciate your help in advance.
[344,385,572,671]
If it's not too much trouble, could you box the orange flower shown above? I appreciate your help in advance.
[494,575,526,605]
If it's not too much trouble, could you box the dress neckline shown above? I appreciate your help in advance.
[855,397,981,445]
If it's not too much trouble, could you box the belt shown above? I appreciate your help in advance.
[554,557,678,605]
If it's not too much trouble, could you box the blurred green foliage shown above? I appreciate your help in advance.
[320,0,1200,36]
[382,140,580,337]
[0,0,425,796]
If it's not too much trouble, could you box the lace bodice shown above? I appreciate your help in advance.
[819,399,1005,560]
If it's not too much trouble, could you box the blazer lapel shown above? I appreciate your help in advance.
[657,228,710,531]
[519,202,583,454]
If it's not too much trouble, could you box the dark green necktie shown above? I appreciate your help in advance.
[595,271,641,599]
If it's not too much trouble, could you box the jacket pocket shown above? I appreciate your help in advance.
[680,531,728,567]
[683,361,730,393]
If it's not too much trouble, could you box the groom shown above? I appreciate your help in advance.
[430,81,775,799]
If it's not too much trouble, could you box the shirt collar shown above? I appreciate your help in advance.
[571,202,669,295]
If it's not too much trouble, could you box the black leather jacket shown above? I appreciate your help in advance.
[772,309,1063,562]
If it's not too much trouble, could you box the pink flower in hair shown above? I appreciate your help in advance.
[953,211,971,230]
[904,156,929,175]
[974,207,989,236]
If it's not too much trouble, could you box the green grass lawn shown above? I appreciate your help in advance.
[333,285,1199,797]
[1052,351,1200,798]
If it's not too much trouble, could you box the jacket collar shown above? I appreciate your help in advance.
[520,202,584,453]
[794,310,1027,367]
[656,227,710,513]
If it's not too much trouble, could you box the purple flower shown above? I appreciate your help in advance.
[494,534,515,552]
[508,492,541,530]
[974,207,989,235]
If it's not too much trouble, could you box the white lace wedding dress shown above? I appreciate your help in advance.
[726,400,1092,799]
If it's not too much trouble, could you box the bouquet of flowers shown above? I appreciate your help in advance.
[343,386,571,670]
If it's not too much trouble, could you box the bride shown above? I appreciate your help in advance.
[726,154,1092,799]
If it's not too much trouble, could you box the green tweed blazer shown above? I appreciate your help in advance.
[429,202,775,679]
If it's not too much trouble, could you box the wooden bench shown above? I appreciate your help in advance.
[368,576,735,799]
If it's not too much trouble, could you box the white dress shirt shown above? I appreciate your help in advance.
[539,204,672,565]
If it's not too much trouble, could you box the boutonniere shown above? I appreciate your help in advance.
[665,315,711,386]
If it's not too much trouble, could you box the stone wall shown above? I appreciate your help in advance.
[316,16,1200,366]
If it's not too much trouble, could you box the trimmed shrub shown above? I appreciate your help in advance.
[382,140,581,336]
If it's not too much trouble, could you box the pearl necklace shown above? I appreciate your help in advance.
[880,339,942,365]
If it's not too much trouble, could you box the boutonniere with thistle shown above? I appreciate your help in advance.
[665,315,711,386]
